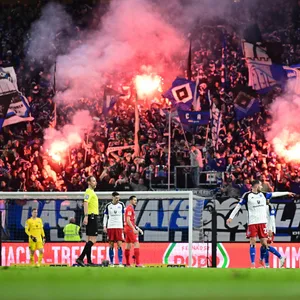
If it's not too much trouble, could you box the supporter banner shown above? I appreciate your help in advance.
[106,145,134,154]
[242,41,286,93]
[2,242,300,268]
[3,197,299,242]
[0,66,18,91]
[177,110,210,125]
[242,41,271,64]
[248,61,285,93]
[5,198,195,242]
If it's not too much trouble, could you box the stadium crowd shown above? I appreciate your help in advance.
[1,0,300,195]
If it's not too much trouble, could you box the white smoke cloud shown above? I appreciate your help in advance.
[25,2,73,64]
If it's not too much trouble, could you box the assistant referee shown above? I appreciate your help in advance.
[76,176,98,266]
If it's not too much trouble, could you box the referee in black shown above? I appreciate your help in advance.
[76,176,99,266]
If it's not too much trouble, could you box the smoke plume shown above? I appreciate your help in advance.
[54,0,187,102]
[25,2,73,64]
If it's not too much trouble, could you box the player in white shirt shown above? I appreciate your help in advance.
[259,203,284,268]
[227,180,294,268]
[103,191,125,266]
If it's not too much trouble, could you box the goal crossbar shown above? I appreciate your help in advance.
[0,191,192,200]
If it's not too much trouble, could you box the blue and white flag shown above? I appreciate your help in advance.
[211,105,222,150]
[242,41,286,93]
[3,94,33,127]
[234,92,260,121]
[178,110,210,126]
[103,87,122,115]
[162,77,199,110]
[0,67,32,128]
[0,66,18,92]
[248,61,285,93]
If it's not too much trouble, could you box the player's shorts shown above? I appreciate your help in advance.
[107,228,124,242]
[124,228,139,243]
[86,214,98,236]
[246,223,268,239]
[29,240,43,251]
[267,233,275,244]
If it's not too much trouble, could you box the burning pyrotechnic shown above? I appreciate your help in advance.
[272,130,300,163]
[135,73,162,98]
[47,131,82,162]
[44,110,93,163]
[48,140,69,163]
[50,153,62,163]
[267,92,300,163]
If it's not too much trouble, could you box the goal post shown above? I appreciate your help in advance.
[0,191,207,268]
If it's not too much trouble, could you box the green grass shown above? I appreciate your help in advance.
[1,267,300,299]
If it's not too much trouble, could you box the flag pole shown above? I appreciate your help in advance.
[53,59,57,94]
[193,71,200,111]
[134,92,140,156]
[168,107,171,190]
[187,35,192,81]
[205,90,212,149]
[84,132,89,164]
[179,117,189,145]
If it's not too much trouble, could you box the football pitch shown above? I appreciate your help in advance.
[1,267,300,300]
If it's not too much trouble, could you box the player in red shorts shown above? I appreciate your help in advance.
[258,202,284,268]
[103,192,125,267]
[124,195,143,267]
[227,180,294,268]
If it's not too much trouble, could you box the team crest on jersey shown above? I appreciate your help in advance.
[257,200,260,204]
[114,211,117,214]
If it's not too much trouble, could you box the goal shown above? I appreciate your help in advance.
[0,191,206,267]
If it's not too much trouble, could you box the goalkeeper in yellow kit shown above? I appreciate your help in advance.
[25,208,45,266]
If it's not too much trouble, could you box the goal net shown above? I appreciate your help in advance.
[0,191,206,267]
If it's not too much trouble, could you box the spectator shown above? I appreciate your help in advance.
[221,178,240,198]
[190,145,203,188]
[0,0,299,196]
[260,175,274,192]
[63,218,81,242]
[290,176,300,194]
[130,178,148,191]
